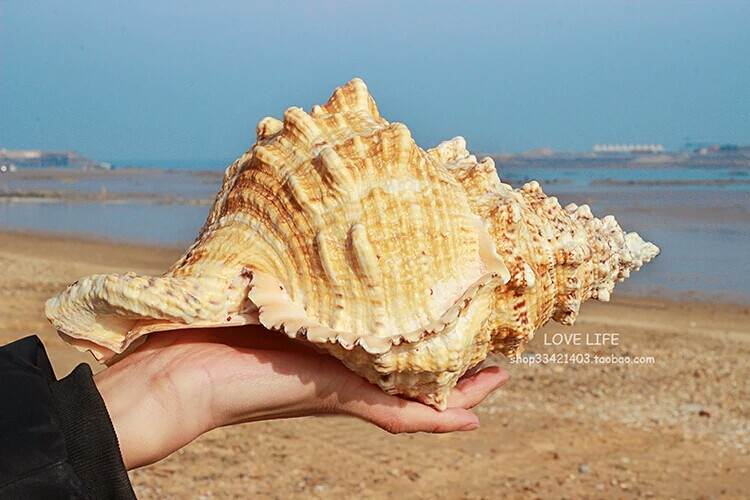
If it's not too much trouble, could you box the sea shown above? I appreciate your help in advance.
[1,154,749,305]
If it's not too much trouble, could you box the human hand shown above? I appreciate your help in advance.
[93,325,509,470]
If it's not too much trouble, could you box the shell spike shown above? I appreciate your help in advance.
[283,106,322,143]
[313,146,354,198]
[624,232,660,269]
[427,137,470,165]
[324,78,380,119]
[256,116,283,142]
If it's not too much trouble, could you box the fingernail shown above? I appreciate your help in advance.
[459,422,479,431]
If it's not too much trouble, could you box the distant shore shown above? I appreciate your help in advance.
[591,178,750,187]
[1,166,224,180]
[490,151,750,169]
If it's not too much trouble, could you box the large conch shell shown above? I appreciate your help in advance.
[46,79,659,409]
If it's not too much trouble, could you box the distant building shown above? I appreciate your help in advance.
[0,149,111,170]
[684,143,749,154]
[592,144,665,154]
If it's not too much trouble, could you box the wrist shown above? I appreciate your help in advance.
[93,354,212,469]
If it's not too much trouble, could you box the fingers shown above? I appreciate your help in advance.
[446,366,509,410]
[338,366,509,434]
[343,395,481,434]
[331,375,479,434]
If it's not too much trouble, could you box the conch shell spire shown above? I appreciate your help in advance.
[46,78,659,409]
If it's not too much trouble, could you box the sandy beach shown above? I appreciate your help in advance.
[1,229,747,499]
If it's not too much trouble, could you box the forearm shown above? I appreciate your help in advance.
[93,340,329,468]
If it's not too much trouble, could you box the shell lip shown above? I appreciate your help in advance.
[472,215,510,284]
[52,310,262,365]
[245,268,504,355]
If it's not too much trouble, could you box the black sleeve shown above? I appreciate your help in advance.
[0,336,135,499]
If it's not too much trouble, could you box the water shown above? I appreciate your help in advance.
[112,158,234,171]
[0,202,209,246]
[496,164,750,192]
[1,170,221,199]
[555,190,750,304]
[1,162,749,304]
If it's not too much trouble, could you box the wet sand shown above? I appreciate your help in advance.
[1,230,748,499]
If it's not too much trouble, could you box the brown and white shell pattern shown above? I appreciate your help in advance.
[45,79,659,409]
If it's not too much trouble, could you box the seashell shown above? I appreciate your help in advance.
[45,79,659,410]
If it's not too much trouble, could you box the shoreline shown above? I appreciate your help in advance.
[0,226,190,251]
[0,190,214,205]
[0,166,225,179]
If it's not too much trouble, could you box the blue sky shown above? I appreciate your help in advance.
[1,1,748,165]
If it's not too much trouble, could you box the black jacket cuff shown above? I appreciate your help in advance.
[50,363,135,499]
[0,336,135,499]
